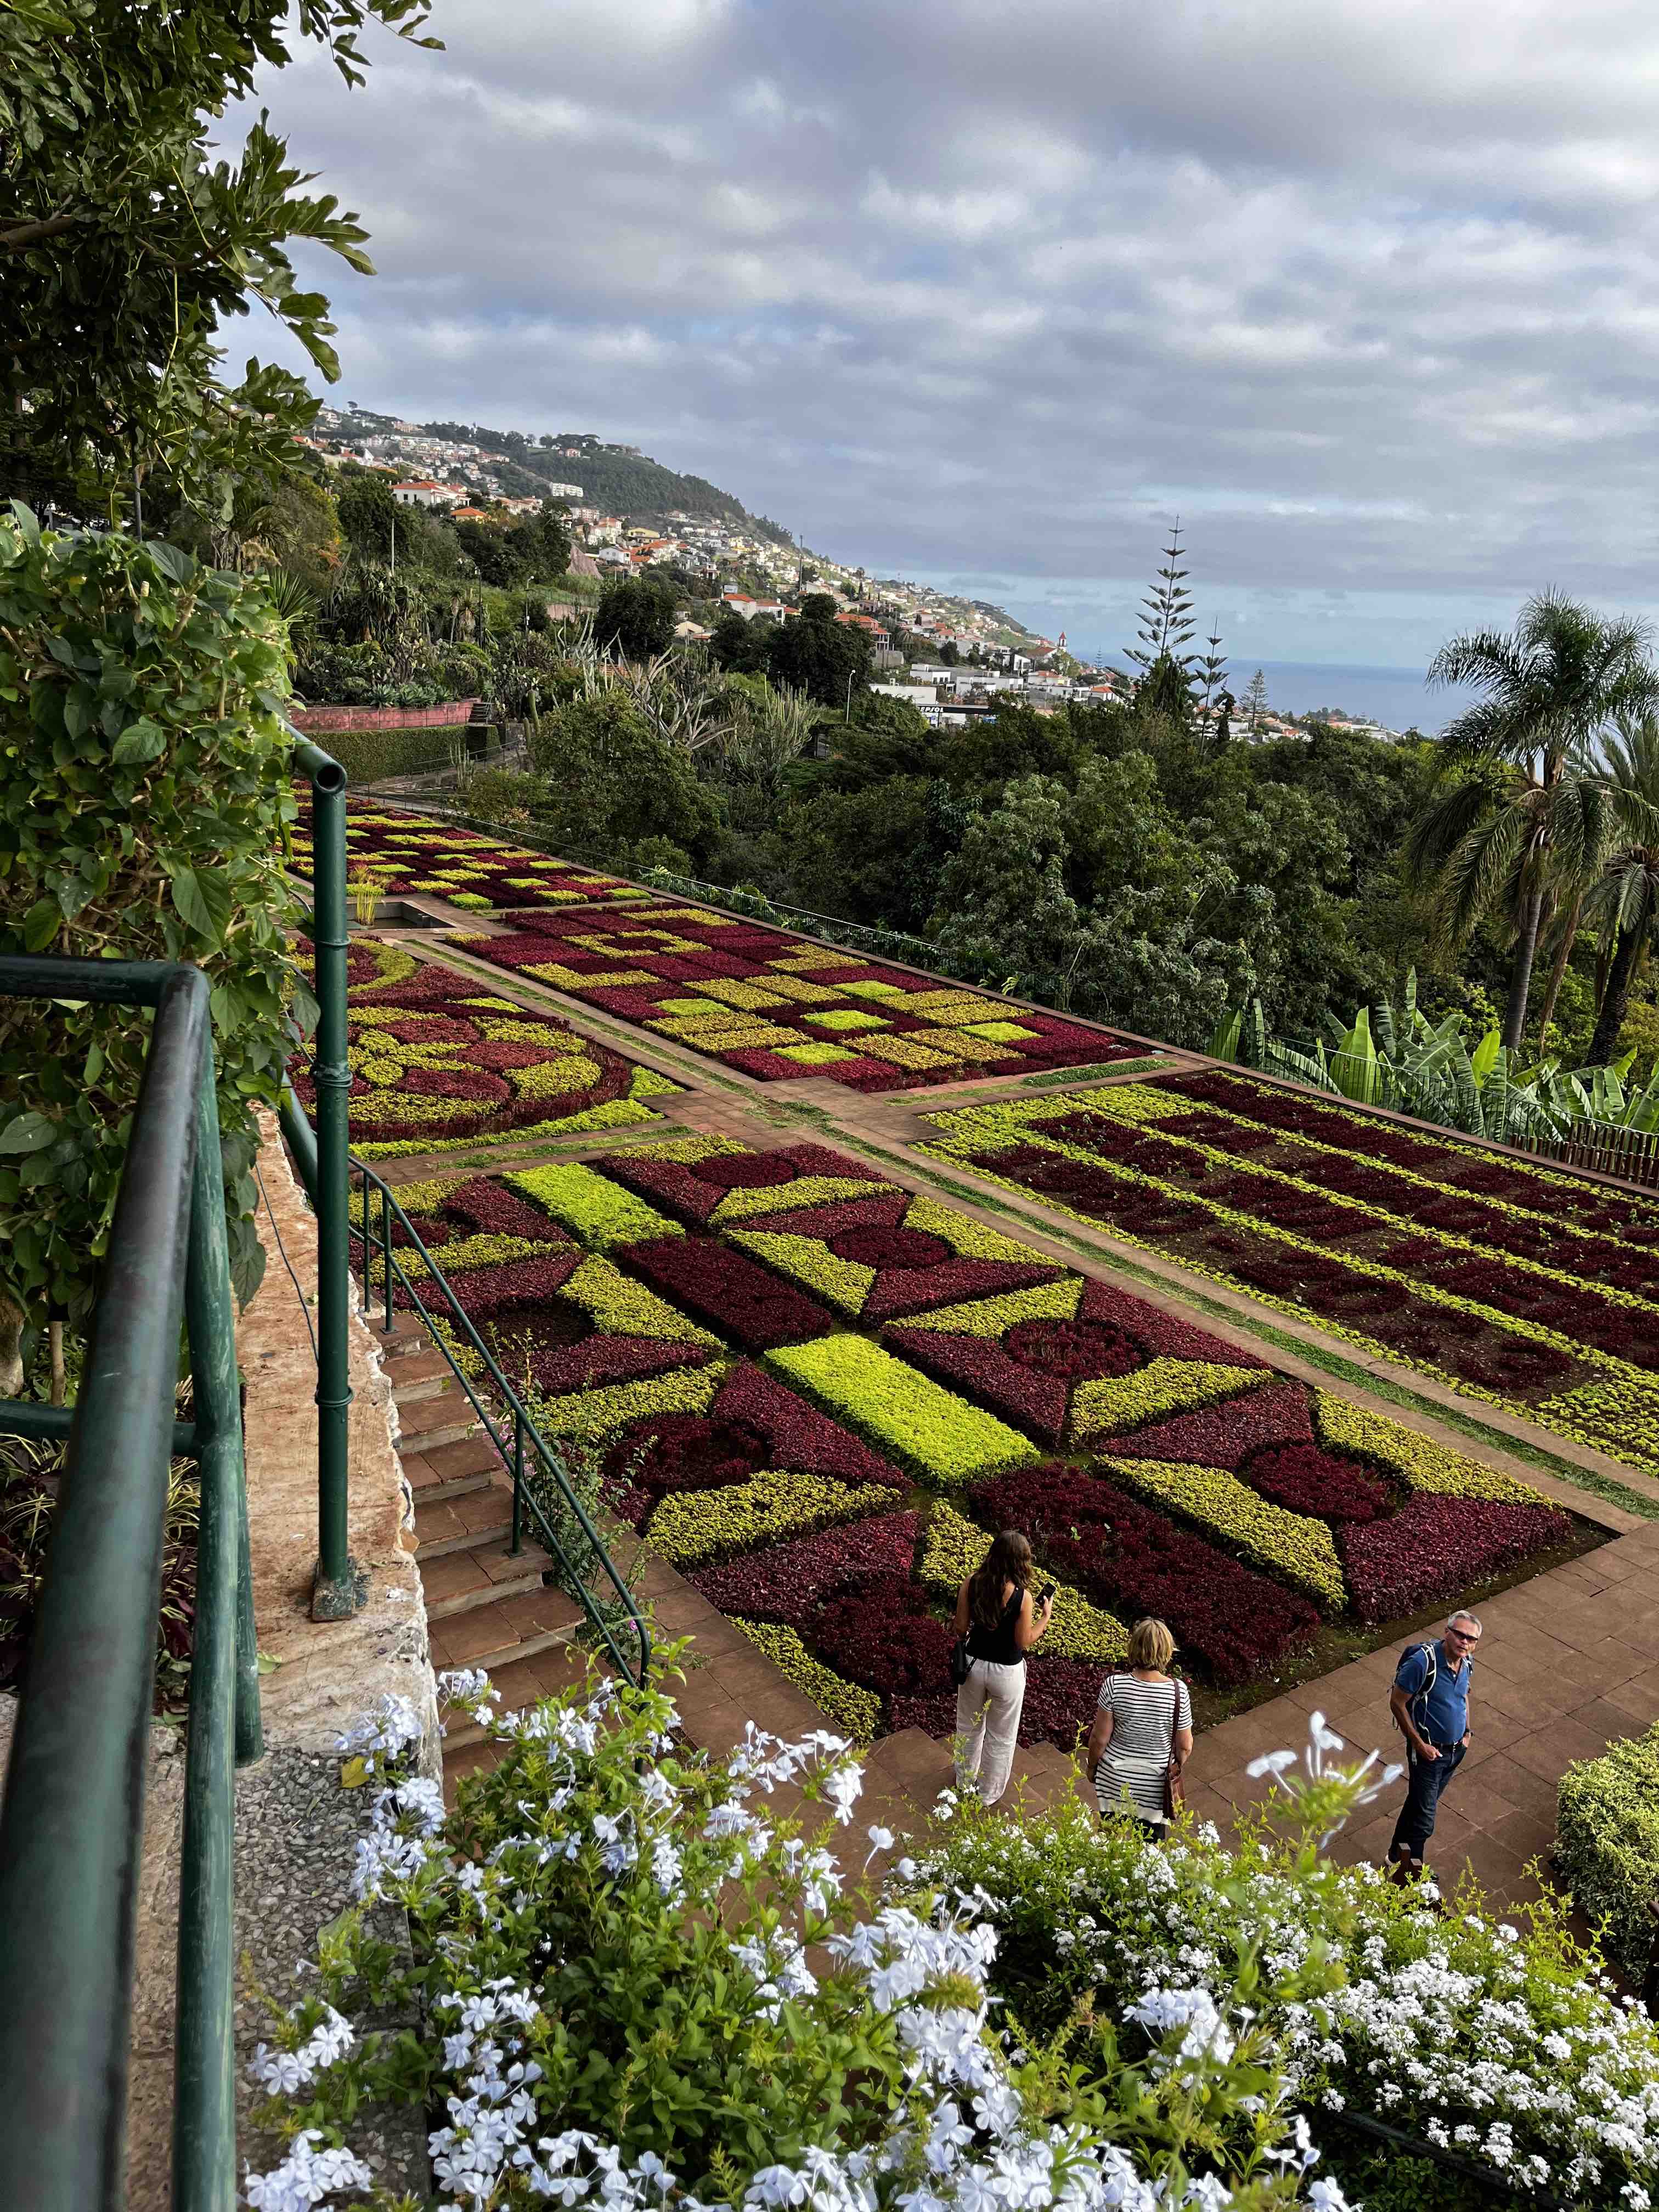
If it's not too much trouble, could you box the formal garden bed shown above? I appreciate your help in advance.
[365,1134,1592,1743]
[286,796,648,909]
[290,937,679,1158]
[921,1086,1659,1484]
[452,902,1132,1091]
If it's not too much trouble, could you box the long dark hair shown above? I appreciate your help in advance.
[969,1530,1032,1630]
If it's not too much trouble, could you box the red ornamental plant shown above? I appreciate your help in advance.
[972,1464,1319,1687]
[1339,1494,1572,1623]
[744,1192,1064,1321]
[602,1361,905,1517]
[618,1234,833,1350]
[807,1573,957,1696]
[1240,1444,1390,1523]
[599,1141,884,1227]
[692,1511,922,1624]
[1104,1380,1314,1469]
[392,1248,582,1317]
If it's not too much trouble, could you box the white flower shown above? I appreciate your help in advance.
[243,2130,373,2211]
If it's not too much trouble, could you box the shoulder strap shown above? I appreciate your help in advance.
[1169,1679,1181,1752]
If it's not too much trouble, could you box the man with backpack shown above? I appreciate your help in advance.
[1385,1610,1481,1881]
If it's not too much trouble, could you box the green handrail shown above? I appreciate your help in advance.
[277,1090,651,1688]
[292,736,362,1620]
[0,954,261,2212]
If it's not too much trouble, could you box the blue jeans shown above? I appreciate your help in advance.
[1389,1740,1465,1861]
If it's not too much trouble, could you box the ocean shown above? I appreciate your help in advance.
[1225,661,1477,737]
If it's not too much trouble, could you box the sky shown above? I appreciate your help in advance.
[242,0,1659,678]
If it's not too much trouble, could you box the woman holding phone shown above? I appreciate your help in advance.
[952,1530,1053,1807]
[1087,1616,1192,1833]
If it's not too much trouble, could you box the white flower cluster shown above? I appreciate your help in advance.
[244,1684,1361,2212]
[909,1716,1659,2207]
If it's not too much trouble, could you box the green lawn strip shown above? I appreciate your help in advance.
[757,1101,1659,1521]
[1022,1056,1173,1087]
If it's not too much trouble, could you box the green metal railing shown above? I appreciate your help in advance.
[293,738,363,1620]
[0,956,262,2212]
[277,1093,650,1688]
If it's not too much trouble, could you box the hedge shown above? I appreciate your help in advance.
[1557,1722,1659,1981]
[315,724,473,787]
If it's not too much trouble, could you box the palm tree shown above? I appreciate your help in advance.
[1585,716,1659,1064]
[1410,591,1659,1050]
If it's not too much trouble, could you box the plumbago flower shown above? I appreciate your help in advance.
[243,1646,1350,2211]
[904,1716,1659,2210]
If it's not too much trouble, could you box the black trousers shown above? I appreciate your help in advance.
[1389,1739,1465,1860]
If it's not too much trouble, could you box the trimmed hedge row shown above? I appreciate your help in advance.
[1557,1722,1659,1980]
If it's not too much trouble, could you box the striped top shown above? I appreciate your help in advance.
[1093,1672,1191,1826]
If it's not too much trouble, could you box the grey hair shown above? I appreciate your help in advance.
[1448,1609,1482,1634]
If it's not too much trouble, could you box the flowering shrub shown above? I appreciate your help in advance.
[973,1464,1321,1686]
[1556,1722,1659,1980]
[912,1722,1659,2211]
[244,1668,1368,2212]
[456,899,1132,1091]
[767,1336,1039,1487]
[1337,1494,1573,1623]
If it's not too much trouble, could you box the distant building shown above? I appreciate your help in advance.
[392,479,461,509]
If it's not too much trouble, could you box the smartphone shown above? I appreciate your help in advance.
[1038,1583,1056,1605]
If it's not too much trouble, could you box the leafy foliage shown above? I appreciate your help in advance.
[0,509,313,1321]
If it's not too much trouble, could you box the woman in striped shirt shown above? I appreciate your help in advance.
[1087,1617,1193,1832]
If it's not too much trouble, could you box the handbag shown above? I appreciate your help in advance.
[949,1633,973,1688]
[1162,1679,1186,1820]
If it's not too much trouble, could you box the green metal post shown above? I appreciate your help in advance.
[173,1046,253,2212]
[294,739,362,1620]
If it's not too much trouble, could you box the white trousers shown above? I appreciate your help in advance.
[955,1658,1025,1806]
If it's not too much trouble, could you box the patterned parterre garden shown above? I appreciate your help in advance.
[291,938,679,1158]
[922,1079,1659,1481]
[454,904,1134,1092]
[287,798,647,910]
[371,1132,1588,1749]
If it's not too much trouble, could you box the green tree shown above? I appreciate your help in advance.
[1585,718,1659,1064]
[594,574,678,661]
[1,0,440,523]
[1413,592,1659,1049]
[708,610,770,676]
[1243,668,1269,737]
[765,612,870,709]
[1123,521,1198,687]
[528,692,716,865]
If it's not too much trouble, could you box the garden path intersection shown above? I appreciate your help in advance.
[289,800,1659,1926]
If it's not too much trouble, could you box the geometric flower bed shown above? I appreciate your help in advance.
[921,1086,1659,1481]
[453,902,1132,1091]
[291,937,679,1158]
[394,1133,1587,1750]
[287,796,647,910]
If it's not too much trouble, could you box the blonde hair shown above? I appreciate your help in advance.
[1126,1617,1175,1671]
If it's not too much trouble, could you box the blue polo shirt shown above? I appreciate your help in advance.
[1395,1639,1470,1746]
[1398,1645,1477,1743]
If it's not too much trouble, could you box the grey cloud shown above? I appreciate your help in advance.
[244,1,1659,659]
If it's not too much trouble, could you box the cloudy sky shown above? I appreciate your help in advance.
[245,0,1659,674]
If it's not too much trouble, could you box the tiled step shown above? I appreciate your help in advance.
[388,1345,459,1403]
[402,1439,499,1509]
[428,1581,586,1675]
[396,1390,483,1455]
[414,1484,516,1558]
[421,1532,554,1618]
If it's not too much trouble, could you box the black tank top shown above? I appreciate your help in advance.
[966,1585,1025,1666]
